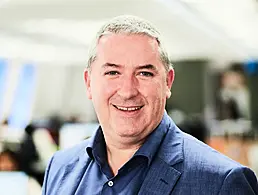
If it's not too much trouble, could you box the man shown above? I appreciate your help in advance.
[42,15,258,195]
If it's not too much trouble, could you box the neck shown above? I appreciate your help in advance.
[105,138,144,176]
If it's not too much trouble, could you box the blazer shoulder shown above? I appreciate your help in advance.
[52,139,91,166]
[42,139,91,195]
[182,132,243,170]
[173,132,257,194]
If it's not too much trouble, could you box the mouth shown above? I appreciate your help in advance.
[113,105,144,112]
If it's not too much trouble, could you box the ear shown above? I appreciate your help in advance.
[166,68,175,99]
[84,69,92,99]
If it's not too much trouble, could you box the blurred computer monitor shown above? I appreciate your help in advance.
[0,171,29,195]
[59,123,99,149]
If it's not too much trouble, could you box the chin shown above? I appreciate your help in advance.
[115,127,144,138]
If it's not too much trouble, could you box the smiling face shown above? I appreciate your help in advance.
[84,34,174,144]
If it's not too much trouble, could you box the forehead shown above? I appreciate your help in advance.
[95,34,161,66]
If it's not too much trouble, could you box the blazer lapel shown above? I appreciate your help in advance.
[138,157,181,195]
[139,114,184,195]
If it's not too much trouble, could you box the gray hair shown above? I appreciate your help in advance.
[86,15,173,72]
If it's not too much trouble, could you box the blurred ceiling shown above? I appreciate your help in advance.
[0,0,257,66]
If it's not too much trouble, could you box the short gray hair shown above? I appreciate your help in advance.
[86,15,173,72]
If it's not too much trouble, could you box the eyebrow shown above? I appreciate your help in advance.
[102,63,121,69]
[136,64,158,71]
[101,63,158,71]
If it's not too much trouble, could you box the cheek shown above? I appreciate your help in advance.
[91,79,118,102]
[140,81,165,102]
[143,79,166,95]
[139,83,161,101]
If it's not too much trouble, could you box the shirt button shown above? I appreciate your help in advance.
[108,181,114,187]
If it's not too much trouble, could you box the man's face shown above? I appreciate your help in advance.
[84,34,174,142]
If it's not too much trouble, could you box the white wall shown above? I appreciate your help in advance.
[32,65,96,122]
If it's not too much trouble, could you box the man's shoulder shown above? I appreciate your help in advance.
[173,131,258,194]
[158,117,246,172]
[42,139,92,194]
[181,132,243,171]
[163,121,245,171]
[51,139,91,167]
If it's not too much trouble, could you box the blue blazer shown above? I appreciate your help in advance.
[42,115,258,195]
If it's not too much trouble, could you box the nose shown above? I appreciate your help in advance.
[117,75,139,99]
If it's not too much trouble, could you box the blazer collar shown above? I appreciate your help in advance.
[84,111,184,195]
[139,112,184,195]
[158,112,184,166]
[86,111,184,165]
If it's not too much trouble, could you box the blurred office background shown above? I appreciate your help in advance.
[0,0,258,194]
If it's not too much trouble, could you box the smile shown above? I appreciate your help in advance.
[113,105,143,111]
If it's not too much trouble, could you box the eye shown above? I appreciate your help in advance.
[105,71,120,76]
[139,71,154,77]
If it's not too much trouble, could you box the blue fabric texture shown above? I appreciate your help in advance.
[42,112,258,195]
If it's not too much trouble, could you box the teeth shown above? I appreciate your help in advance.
[116,106,141,111]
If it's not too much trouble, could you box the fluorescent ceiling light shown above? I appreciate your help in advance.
[14,19,107,46]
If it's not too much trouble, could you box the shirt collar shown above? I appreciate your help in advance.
[86,111,169,166]
[133,113,168,166]
[86,126,105,162]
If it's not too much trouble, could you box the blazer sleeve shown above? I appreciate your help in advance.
[219,167,258,195]
[42,154,55,195]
